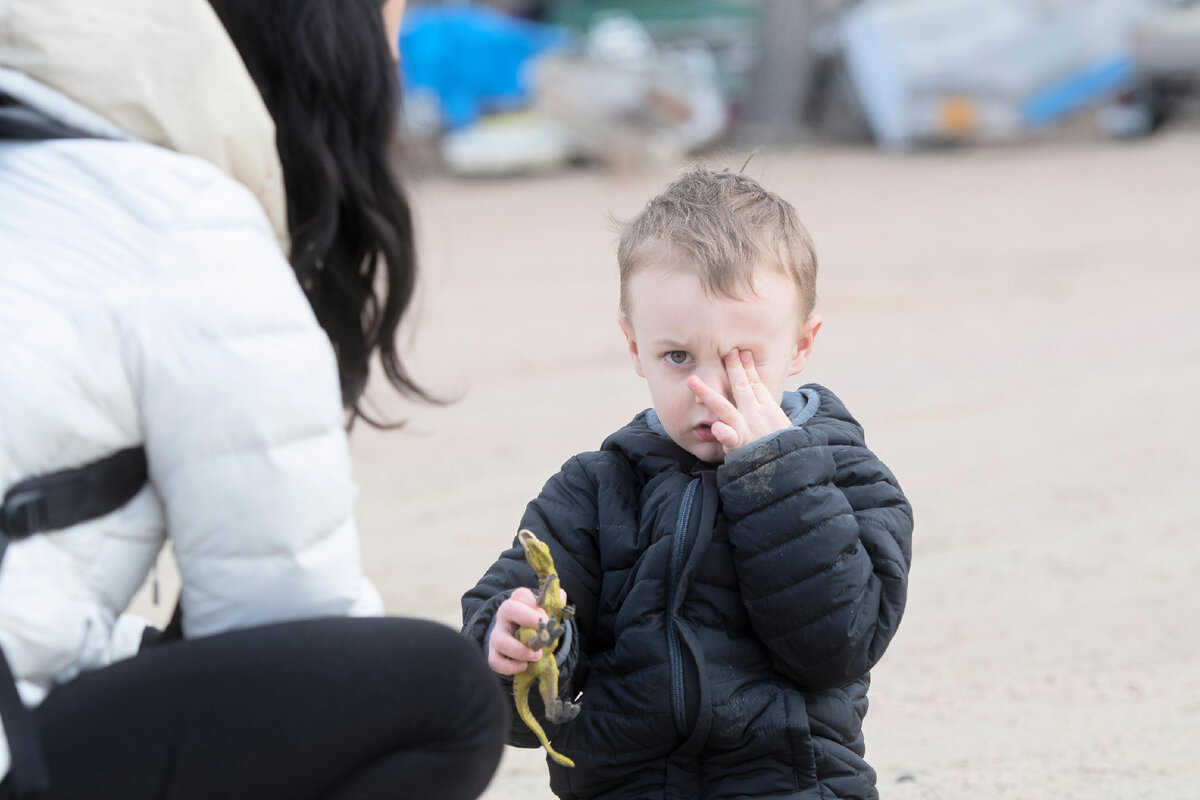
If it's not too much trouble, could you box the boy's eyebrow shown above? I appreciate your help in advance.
[648,334,774,354]
[645,335,690,349]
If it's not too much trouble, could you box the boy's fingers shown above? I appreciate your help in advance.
[734,351,792,439]
[490,658,523,676]
[487,567,569,678]
[509,587,548,618]
[499,595,549,629]
[506,606,546,630]
[710,420,740,450]
[518,604,551,629]
[738,350,775,404]
[725,349,755,400]
[690,372,749,451]
[510,586,540,607]
[488,609,545,675]
[488,645,539,675]
[687,375,736,419]
[492,633,541,664]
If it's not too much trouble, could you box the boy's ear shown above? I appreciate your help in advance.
[618,316,645,377]
[788,314,823,376]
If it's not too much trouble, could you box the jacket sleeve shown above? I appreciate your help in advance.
[718,421,913,691]
[127,179,381,639]
[461,455,603,747]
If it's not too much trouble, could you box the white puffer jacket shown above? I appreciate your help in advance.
[0,0,383,778]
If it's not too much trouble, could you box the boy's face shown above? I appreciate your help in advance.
[619,263,820,463]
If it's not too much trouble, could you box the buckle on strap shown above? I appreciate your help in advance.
[0,488,48,539]
[0,447,147,540]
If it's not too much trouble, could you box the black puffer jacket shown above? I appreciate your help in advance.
[463,385,912,800]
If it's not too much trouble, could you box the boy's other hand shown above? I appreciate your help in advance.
[687,349,791,454]
[487,586,568,676]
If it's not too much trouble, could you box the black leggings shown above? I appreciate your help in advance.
[3,617,506,800]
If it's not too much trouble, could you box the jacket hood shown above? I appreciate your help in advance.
[601,410,693,479]
[0,0,289,253]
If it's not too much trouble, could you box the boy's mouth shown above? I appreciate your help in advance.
[693,423,717,443]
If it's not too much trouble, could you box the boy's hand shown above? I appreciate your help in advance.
[487,586,568,676]
[687,349,792,454]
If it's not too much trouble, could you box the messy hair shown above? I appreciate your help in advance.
[617,166,818,323]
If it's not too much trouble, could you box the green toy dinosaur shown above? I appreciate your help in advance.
[514,529,580,768]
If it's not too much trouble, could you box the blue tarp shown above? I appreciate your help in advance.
[399,6,573,129]
[1022,55,1135,127]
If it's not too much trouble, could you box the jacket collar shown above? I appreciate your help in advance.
[605,387,824,474]
[0,0,289,254]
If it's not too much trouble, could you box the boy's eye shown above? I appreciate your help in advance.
[665,351,691,365]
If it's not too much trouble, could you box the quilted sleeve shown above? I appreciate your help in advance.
[461,455,602,747]
[126,175,381,639]
[718,423,912,691]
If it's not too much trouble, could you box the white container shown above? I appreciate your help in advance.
[841,0,1150,147]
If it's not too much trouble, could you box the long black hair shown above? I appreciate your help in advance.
[207,0,428,426]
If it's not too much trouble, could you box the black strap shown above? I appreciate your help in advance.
[1,93,137,796]
[0,447,149,794]
[0,92,97,141]
[160,604,184,642]
[0,647,49,796]
[0,448,148,540]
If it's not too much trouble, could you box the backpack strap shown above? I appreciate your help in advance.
[0,448,148,796]
[0,91,101,141]
[0,650,49,796]
[1,448,148,541]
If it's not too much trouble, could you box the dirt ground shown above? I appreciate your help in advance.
[312,128,1199,797]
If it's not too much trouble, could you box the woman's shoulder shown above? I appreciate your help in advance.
[6,137,276,253]
[0,137,325,450]
[1,135,302,328]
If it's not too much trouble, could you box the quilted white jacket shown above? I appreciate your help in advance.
[0,0,383,778]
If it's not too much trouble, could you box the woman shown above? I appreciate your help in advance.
[0,0,504,797]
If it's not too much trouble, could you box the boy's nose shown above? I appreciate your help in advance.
[694,363,732,403]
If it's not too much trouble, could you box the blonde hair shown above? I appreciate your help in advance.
[617,166,818,322]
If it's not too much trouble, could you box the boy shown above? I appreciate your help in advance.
[462,167,913,800]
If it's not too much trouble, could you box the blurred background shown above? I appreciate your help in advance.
[395,0,1200,174]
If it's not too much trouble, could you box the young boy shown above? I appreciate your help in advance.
[462,167,913,800]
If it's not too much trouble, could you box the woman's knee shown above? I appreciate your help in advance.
[414,620,506,735]
[357,617,507,743]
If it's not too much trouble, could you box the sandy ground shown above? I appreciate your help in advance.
[139,128,1200,797]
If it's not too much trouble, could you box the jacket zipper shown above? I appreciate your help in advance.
[667,477,700,734]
